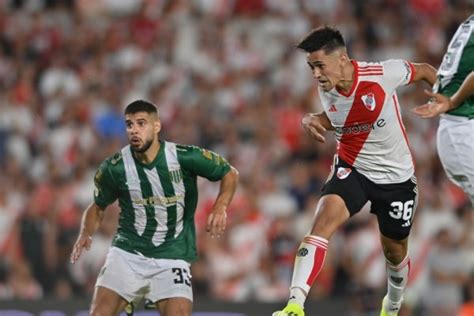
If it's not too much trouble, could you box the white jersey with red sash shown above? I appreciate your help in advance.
[319,60,415,184]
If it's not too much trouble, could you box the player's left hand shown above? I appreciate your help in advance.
[412,90,452,118]
[206,208,227,238]
[70,234,92,264]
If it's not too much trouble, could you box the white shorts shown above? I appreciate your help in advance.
[96,247,193,304]
[437,115,474,202]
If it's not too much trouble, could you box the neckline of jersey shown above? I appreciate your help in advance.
[131,140,164,169]
[335,60,359,97]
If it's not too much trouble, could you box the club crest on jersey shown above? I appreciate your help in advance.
[169,169,183,183]
[337,167,352,179]
[361,93,376,111]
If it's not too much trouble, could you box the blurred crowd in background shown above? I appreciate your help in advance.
[0,0,473,315]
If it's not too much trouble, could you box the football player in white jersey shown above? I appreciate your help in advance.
[273,27,436,316]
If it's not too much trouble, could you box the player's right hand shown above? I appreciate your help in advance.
[302,113,327,143]
[412,89,452,118]
[70,234,92,264]
[206,207,227,238]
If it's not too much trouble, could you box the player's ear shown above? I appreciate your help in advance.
[155,120,161,134]
[339,51,349,64]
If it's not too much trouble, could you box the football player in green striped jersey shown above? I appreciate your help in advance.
[413,14,474,203]
[70,100,239,316]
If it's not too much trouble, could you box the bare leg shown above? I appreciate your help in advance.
[90,286,129,316]
[156,297,193,316]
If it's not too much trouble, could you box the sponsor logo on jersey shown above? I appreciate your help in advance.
[328,104,337,112]
[132,194,184,207]
[337,167,352,179]
[335,119,386,135]
[361,93,376,111]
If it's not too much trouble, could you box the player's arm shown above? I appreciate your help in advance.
[71,158,118,263]
[207,166,239,238]
[185,147,239,238]
[411,63,437,86]
[70,202,105,263]
[413,71,474,118]
[301,111,334,143]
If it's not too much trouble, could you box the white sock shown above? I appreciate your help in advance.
[386,256,410,307]
[288,235,328,307]
[288,287,307,307]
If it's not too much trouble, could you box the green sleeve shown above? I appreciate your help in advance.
[181,146,231,181]
[93,159,119,208]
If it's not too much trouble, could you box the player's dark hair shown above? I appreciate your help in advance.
[297,26,345,54]
[124,100,158,115]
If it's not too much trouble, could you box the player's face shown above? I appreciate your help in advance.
[125,112,161,153]
[306,49,346,92]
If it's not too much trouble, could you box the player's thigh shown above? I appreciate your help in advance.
[156,297,192,316]
[96,247,149,305]
[147,259,193,306]
[91,286,128,316]
[311,194,351,238]
[317,158,369,237]
[437,119,474,200]
[370,176,418,241]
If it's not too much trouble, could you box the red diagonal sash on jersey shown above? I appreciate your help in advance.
[338,82,386,165]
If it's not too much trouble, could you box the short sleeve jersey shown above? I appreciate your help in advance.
[319,60,415,184]
[93,140,231,262]
[434,14,474,118]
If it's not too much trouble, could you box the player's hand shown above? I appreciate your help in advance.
[206,208,227,238]
[70,233,92,264]
[412,90,452,118]
[302,113,327,143]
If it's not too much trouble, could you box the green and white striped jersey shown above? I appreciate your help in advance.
[434,14,474,118]
[93,140,231,262]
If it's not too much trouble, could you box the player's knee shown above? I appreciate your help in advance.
[383,250,405,264]
[311,216,336,238]
[382,241,407,264]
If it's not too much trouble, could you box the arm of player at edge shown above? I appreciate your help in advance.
[413,71,474,118]
[410,62,437,86]
[206,166,239,238]
[70,202,105,263]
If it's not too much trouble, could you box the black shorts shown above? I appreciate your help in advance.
[321,157,418,240]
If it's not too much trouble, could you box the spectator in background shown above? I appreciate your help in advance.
[421,228,470,315]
